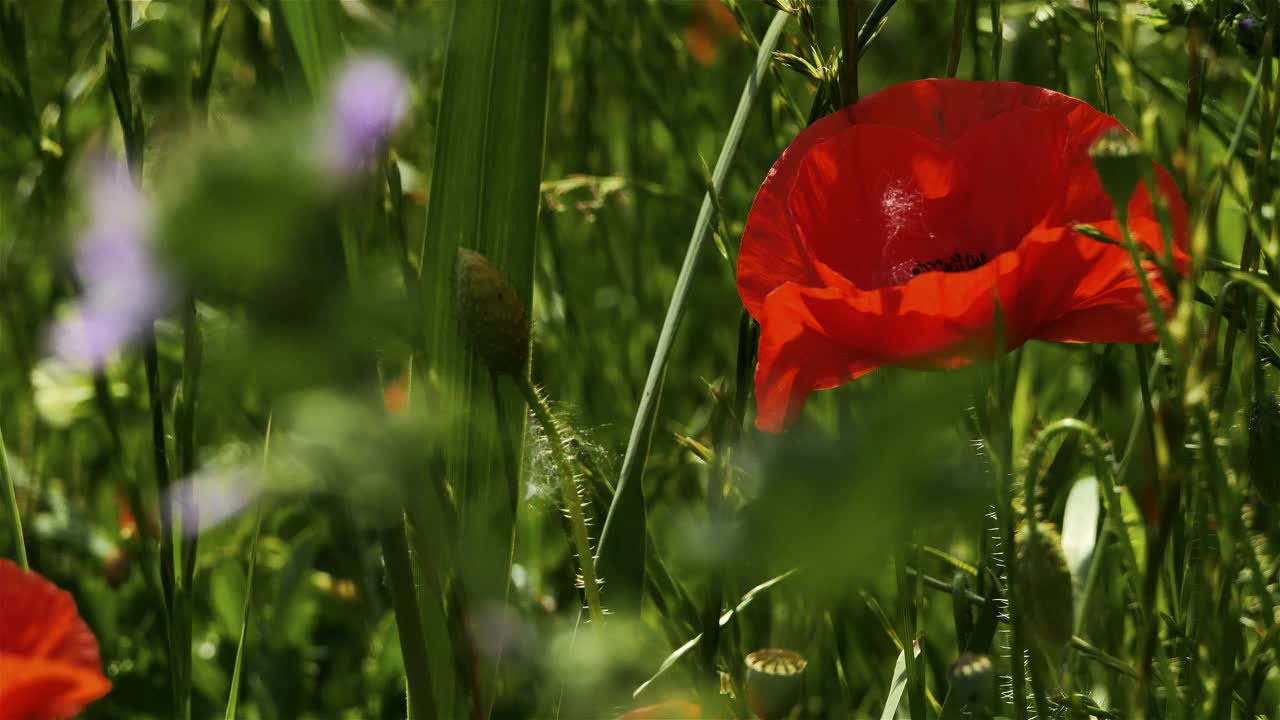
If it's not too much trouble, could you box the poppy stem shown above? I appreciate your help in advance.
[0,423,27,571]
[514,376,607,629]
[837,0,859,105]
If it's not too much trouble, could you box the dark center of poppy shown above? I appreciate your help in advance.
[909,250,990,277]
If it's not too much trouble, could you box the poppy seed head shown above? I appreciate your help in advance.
[454,248,530,375]
[745,648,807,720]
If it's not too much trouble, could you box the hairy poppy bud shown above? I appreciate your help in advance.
[948,652,993,707]
[1090,128,1144,209]
[454,248,530,375]
[1249,393,1280,505]
[745,648,807,720]
[1015,522,1074,650]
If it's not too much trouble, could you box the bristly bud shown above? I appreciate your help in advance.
[1248,393,1280,505]
[1015,522,1074,650]
[1090,128,1145,210]
[745,648,807,720]
[947,652,993,707]
[454,248,530,375]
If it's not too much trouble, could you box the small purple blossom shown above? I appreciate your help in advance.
[326,55,409,177]
[51,158,171,370]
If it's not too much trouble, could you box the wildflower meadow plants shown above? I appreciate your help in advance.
[1,1,1279,719]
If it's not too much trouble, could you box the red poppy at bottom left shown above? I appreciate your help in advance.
[0,559,111,720]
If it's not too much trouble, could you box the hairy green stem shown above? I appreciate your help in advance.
[515,377,606,628]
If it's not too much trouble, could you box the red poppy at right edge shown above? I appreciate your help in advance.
[737,79,1188,432]
[0,559,112,720]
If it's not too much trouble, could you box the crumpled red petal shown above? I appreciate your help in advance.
[0,559,112,720]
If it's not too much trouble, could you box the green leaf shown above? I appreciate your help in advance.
[417,0,552,713]
[879,642,921,720]
[270,0,343,97]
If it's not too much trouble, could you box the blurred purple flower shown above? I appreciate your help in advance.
[51,158,171,370]
[326,55,409,176]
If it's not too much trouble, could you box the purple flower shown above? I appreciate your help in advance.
[325,55,410,176]
[51,158,171,370]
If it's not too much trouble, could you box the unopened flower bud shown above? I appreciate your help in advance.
[948,652,993,707]
[1015,522,1074,650]
[454,248,530,375]
[745,648,806,720]
[1249,393,1280,505]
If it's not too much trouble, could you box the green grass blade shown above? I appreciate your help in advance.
[269,0,343,97]
[418,0,552,713]
[595,9,790,612]
[0,422,26,570]
[224,415,272,720]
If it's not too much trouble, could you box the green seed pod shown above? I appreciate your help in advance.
[948,652,993,707]
[454,248,530,375]
[1015,521,1074,650]
[1089,127,1145,209]
[745,648,807,720]
[1250,393,1280,505]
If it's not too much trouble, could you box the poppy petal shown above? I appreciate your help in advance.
[0,559,111,720]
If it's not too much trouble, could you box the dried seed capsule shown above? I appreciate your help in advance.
[745,648,806,720]
[948,652,993,707]
[1249,393,1280,505]
[1015,522,1074,650]
[454,248,530,375]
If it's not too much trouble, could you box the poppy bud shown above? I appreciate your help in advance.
[745,648,807,720]
[454,248,530,375]
[1090,128,1145,209]
[948,652,993,707]
[1015,522,1074,650]
[103,544,132,589]
[1248,392,1280,505]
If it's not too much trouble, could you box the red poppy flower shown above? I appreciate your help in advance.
[0,559,112,720]
[737,79,1188,431]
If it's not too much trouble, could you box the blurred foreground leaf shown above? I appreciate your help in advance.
[418,0,552,715]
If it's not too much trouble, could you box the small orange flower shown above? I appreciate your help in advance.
[685,0,739,65]
[383,367,411,414]
[0,559,112,720]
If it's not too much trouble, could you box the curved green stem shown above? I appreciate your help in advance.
[514,377,606,628]
[0,423,27,570]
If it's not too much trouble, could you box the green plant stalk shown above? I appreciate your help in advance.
[514,377,606,628]
[897,546,926,720]
[596,6,788,586]
[837,0,859,105]
[0,423,26,570]
[225,414,270,720]
[989,0,1001,78]
[380,520,439,720]
[1089,0,1110,113]
[104,3,187,716]
[945,0,966,78]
